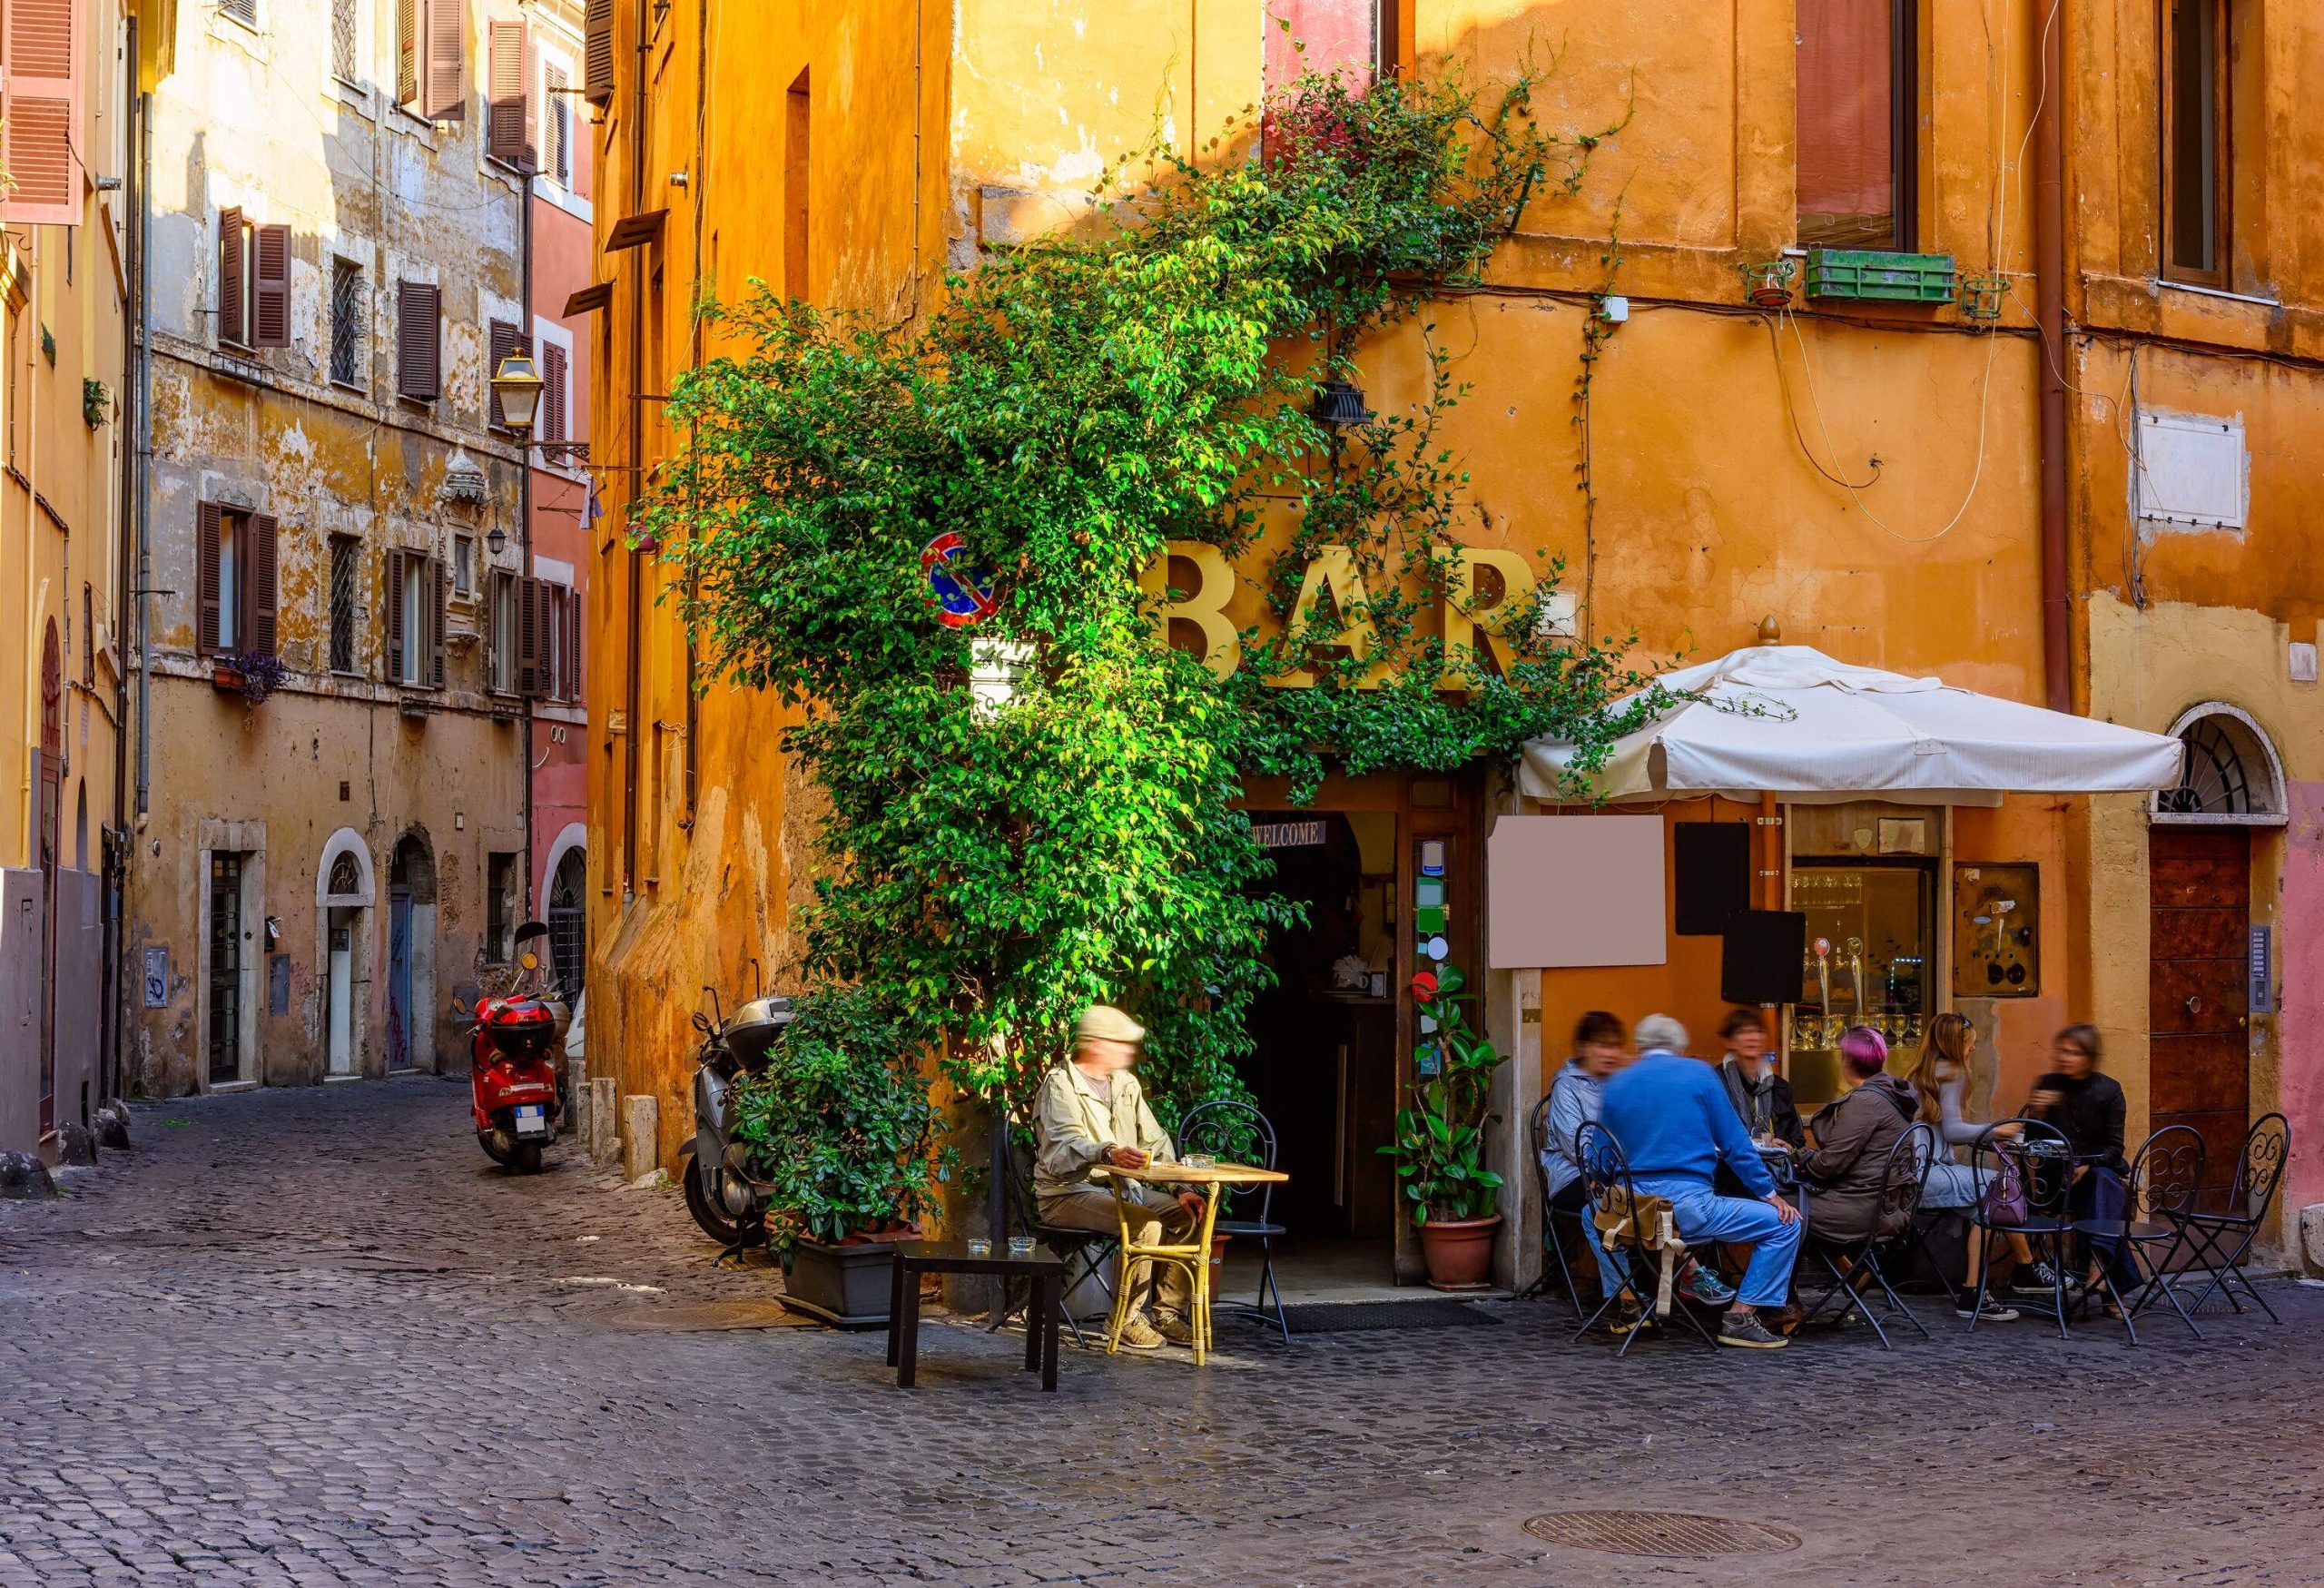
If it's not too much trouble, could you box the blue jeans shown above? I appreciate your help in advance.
[1636,1176,1802,1308]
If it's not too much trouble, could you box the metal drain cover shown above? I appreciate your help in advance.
[1524,1510,1802,1559]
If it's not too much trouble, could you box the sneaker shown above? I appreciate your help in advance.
[1600,1295,1646,1336]
[1115,1314,1166,1351]
[1717,1309,1790,1350]
[1955,1296,2021,1323]
[1677,1264,1737,1307]
[2010,1262,2069,1296]
[1149,1311,1194,1346]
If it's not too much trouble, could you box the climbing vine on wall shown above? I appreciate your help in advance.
[637,62,1667,1134]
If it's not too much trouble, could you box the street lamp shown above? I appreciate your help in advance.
[486,525,508,556]
[491,348,546,434]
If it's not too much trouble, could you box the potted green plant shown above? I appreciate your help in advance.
[1380,962,1507,1289]
[729,991,952,1327]
[213,649,290,705]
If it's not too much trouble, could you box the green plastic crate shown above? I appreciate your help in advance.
[1804,249,1956,303]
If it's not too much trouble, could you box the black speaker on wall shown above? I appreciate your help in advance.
[1674,822,1752,937]
[1721,910,1807,1006]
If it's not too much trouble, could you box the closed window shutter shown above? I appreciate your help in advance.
[430,557,448,687]
[248,512,280,656]
[422,0,467,122]
[251,224,291,349]
[583,0,614,105]
[563,587,581,701]
[397,0,419,104]
[0,0,84,227]
[218,207,247,347]
[385,548,406,679]
[517,575,540,695]
[197,503,223,656]
[541,342,567,443]
[486,319,520,427]
[397,281,440,399]
[487,20,530,167]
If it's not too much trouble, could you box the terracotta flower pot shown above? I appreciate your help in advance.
[1418,1213,1502,1291]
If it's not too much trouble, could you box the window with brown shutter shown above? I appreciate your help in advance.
[251,224,291,349]
[540,341,568,443]
[564,587,581,702]
[544,63,572,186]
[430,557,448,688]
[486,318,521,428]
[487,20,532,169]
[246,512,280,656]
[517,574,540,695]
[423,0,467,122]
[396,281,440,399]
[218,207,248,347]
[396,0,419,105]
[385,548,407,681]
[582,0,614,106]
[198,502,224,656]
[0,0,85,228]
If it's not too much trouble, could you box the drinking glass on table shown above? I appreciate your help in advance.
[1007,1235,1037,1258]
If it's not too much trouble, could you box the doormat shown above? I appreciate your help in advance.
[1272,1299,1501,1334]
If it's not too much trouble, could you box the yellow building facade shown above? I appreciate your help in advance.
[585,2,2324,1282]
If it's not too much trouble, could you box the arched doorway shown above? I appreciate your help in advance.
[2149,704,2285,1195]
[317,830,376,1079]
[547,845,586,997]
[36,622,60,1134]
[386,832,438,1072]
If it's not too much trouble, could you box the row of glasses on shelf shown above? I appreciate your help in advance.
[1791,1011,1924,1051]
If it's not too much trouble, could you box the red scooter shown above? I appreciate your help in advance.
[470,922,568,1174]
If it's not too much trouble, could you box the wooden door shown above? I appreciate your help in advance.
[2148,827,2250,1194]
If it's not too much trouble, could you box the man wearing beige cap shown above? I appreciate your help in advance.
[1034,1004,1204,1348]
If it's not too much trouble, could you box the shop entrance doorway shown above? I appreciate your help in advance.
[2148,826,2250,1198]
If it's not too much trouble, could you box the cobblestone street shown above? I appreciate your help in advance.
[1,1080,2319,1586]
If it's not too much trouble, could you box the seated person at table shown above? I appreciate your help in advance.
[1715,1008,1804,1149]
[1033,1005,1206,1350]
[2023,1022,2140,1301]
[1600,1014,1800,1350]
[1905,1013,2026,1321]
[1796,1026,1920,1248]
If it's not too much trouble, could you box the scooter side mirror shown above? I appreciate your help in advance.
[519,951,540,972]
[515,921,550,945]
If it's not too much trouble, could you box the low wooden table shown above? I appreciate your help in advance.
[1097,1160,1289,1366]
[886,1239,1065,1391]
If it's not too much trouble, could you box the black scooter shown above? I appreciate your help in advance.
[675,972,793,1256]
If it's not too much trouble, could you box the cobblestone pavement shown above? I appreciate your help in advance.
[3,1080,2321,1586]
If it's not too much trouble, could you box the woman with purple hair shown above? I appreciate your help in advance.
[1794,1025,1922,1247]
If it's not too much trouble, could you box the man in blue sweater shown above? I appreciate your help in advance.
[1599,1013,1801,1349]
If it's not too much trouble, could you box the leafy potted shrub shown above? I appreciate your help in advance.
[1380,962,1507,1289]
[212,649,290,705]
[729,991,951,1327]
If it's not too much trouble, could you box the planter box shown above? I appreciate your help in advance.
[782,1239,897,1330]
[211,667,246,695]
[1805,248,1955,303]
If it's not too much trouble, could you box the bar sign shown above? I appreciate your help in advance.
[2250,924,2273,1014]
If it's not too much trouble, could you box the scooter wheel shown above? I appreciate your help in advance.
[510,1140,546,1175]
[479,1128,513,1166]
[683,1153,748,1247]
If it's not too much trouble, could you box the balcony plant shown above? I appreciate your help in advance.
[1380,962,1508,1288]
[212,649,289,705]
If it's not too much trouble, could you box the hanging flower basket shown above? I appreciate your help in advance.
[1739,258,1797,310]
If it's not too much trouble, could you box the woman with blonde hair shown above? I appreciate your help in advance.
[1906,1012,2028,1321]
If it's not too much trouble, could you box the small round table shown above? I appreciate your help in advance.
[1096,1159,1288,1366]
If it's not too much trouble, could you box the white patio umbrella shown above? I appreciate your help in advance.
[1519,644,2184,804]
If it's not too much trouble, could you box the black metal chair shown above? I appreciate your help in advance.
[1965,1119,2088,1339]
[1517,1091,1589,1321]
[992,1137,1119,1350]
[1177,1099,1290,1344]
[1793,1122,1936,1350]
[1571,1121,1718,1357]
[2170,1112,2290,1325]
[2080,1124,2206,1339]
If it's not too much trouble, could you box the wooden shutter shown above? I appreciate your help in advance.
[196,503,223,656]
[421,0,467,122]
[0,0,84,226]
[385,548,406,680]
[396,281,439,399]
[251,224,291,348]
[396,0,419,104]
[517,575,540,695]
[487,20,531,167]
[248,512,280,656]
[583,0,614,106]
[430,557,448,687]
[541,341,567,443]
[486,318,521,427]
[562,587,581,701]
[217,207,247,346]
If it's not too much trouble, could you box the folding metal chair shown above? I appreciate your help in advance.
[1965,1119,2091,1339]
[1177,1100,1290,1344]
[2170,1112,2290,1325]
[1571,1121,1718,1358]
[1793,1122,1936,1350]
[1516,1091,1589,1321]
[2081,1123,2206,1340]
[991,1137,1118,1350]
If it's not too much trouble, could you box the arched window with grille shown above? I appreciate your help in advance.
[2152,705,2287,826]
